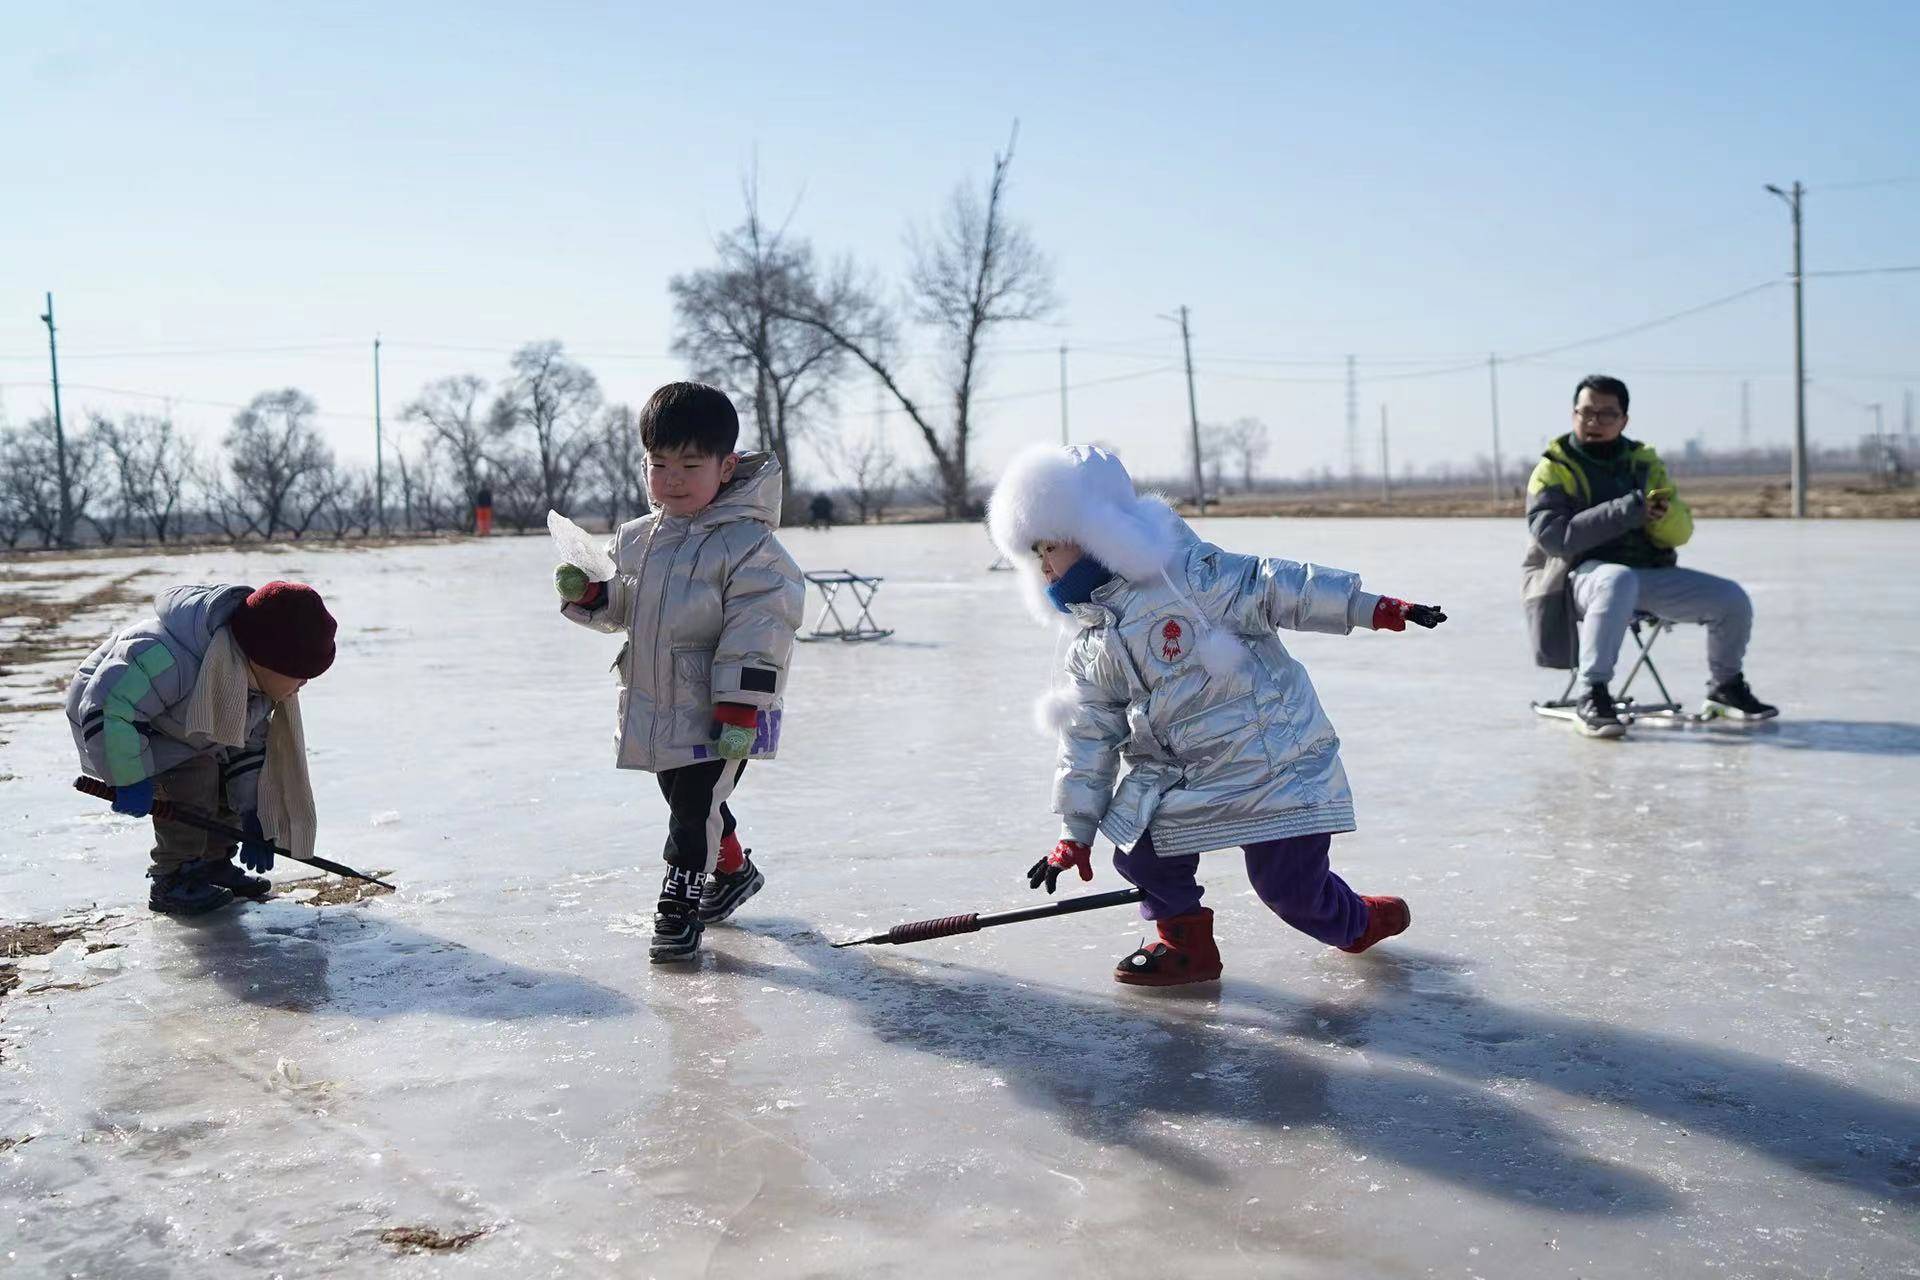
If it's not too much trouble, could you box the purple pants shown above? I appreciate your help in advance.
[1111,830,1367,949]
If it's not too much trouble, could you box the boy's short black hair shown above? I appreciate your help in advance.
[1572,374,1630,414]
[640,382,739,456]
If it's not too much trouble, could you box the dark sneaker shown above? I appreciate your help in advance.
[651,868,707,963]
[148,864,236,916]
[1703,674,1778,721]
[1339,895,1411,955]
[203,858,272,900]
[698,853,764,925]
[1575,683,1627,738]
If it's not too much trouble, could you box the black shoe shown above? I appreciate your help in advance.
[203,857,273,900]
[1704,674,1778,721]
[1575,683,1627,739]
[698,853,764,925]
[148,863,236,916]
[651,868,707,963]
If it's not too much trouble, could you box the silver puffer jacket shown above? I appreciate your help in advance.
[1055,513,1383,857]
[563,452,804,772]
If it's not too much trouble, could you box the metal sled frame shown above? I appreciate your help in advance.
[800,569,895,642]
[1533,613,1698,725]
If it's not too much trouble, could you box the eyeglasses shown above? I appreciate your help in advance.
[1573,408,1623,424]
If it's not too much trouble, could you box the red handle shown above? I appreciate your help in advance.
[887,913,983,944]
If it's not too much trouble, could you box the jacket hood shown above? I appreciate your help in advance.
[692,451,785,531]
[988,444,1187,627]
[154,584,251,655]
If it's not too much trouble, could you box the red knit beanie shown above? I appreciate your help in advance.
[229,582,337,679]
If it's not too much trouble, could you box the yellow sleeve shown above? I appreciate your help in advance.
[1645,456,1693,548]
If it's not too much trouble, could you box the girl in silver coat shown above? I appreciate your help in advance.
[987,444,1445,986]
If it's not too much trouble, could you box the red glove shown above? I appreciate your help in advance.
[712,703,758,729]
[1371,597,1447,631]
[1027,840,1094,894]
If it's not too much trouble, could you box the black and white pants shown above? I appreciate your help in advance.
[656,759,747,873]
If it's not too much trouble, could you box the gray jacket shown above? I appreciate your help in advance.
[1056,513,1384,857]
[563,452,805,772]
[66,584,273,809]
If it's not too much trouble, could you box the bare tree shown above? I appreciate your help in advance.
[778,126,1056,516]
[198,460,252,543]
[823,429,900,524]
[1214,417,1271,492]
[597,403,649,525]
[487,446,545,533]
[92,412,197,543]
[1199,423,1229,496]
[402,374,491,530]
[670,179,854,500]
[285,456,346,541]
[225,389,333,538]
[319,466,376,540]
[0,414,102,546]
[0,463,22,547]
[491,342,601,516]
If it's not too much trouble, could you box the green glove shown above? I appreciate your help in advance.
[555,563,591,602]
[715,723,756,761]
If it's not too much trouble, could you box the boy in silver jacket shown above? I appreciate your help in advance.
[557,383,804,962]
[988,444,1444,986]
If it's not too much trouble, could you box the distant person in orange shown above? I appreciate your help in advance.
[473,485,494,537]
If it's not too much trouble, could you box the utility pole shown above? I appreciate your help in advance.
[1765,182,1807,517]
[1903,388,1913,455]
[373,335,386,534]
[38,292,72,548]
[1058,342,1069,445]
[1344,355,1359,489]
[1379,404,1391,506]
[1176,306,1205,513]
[1487,353,1504,502]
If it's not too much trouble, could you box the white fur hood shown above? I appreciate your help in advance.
[987,444,1187,626]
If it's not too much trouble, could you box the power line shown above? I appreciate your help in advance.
[1804,265,1920,278]
[1808,175,1920,193]
[1504,281,1781,363]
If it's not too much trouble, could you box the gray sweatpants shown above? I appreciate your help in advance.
[1570,561,1753,689]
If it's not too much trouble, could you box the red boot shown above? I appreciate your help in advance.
[1114,909,1223,986]
[1339,896,1411,954]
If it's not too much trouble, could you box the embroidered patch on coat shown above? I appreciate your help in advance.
[1151,616,1191,664]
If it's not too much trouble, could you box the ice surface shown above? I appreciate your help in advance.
[546,510,617,582]
[1,520,1917,1277]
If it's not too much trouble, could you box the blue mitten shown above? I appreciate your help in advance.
[238,812,276,873]
[112,778,156,818]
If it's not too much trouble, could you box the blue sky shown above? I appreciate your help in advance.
[2,1,1914,487]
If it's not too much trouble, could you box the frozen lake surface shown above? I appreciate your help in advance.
[2,518,1917,1278]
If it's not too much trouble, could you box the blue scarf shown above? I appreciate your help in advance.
[1046,556,1114,613]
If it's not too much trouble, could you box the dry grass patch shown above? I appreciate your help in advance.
[379,1226,489,1254]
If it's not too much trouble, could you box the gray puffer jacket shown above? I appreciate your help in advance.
[65,584,273,808]
[1055,511,1384,857]
[563,452,805,772]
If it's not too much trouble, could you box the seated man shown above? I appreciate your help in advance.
[1523,374,1777,737]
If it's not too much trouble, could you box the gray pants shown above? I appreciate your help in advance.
[149,754,238,873]
[1570,561,1753,689]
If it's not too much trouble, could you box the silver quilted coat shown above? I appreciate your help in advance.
[1055,513,1382,857]
[563,451,804,772]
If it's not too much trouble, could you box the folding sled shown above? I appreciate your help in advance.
[1532,612,1702,726]
[800,570,895,642]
